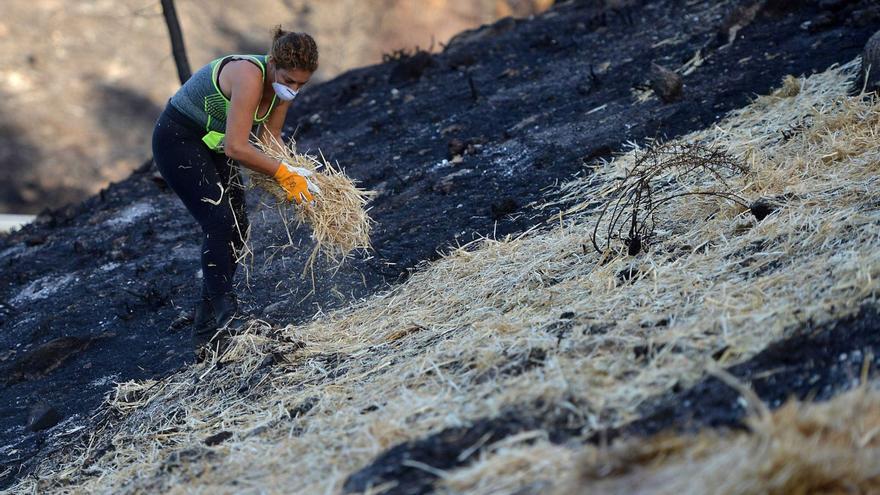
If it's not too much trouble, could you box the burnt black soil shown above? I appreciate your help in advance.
[1,0,877,489]
[616,302,880,437]
[343,303,880,495]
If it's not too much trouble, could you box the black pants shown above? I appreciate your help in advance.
[152,103,250,299]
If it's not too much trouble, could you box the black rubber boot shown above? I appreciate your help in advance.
[212,291,241,331]
[198,292,244,362]
[194,292,247,363]
[193,296,215,334]
[192,296,221,363]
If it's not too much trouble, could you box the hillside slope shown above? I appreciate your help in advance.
[1,0,878,491]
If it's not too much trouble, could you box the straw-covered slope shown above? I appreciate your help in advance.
[572,386,880,494]
[10,56,878,494]
[7,2,876,486]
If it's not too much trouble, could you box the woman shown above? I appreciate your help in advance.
[152,27,320,358]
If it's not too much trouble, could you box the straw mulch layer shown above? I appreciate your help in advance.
[9,58,879,494]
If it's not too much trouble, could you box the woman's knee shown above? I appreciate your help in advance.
[202,208,249,244]
[199,205,238,239]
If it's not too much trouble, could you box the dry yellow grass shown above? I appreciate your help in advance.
[8,58,879,495]
[248,134,375,275]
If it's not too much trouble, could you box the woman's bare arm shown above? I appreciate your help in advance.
[258,97,291,154]
[221,61,283,176]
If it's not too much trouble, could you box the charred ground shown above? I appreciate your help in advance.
[1,0,878,489]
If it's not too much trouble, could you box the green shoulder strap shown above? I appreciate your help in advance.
[202,55,277,152]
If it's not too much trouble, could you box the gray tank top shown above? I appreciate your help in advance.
[169,54,277,144]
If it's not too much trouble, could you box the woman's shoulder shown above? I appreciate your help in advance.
[220,54,267,67]
[217,57,264,96]
[219,55,266,78]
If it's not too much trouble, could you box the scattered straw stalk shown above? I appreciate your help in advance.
[249,133,375,271]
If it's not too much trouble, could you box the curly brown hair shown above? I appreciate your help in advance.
[270,26,319,72]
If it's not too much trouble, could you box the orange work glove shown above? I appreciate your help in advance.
[272,162,320,204]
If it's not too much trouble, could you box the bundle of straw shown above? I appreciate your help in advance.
[248,134,375,273]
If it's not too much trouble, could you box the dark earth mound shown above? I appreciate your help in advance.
[1,0,878,489]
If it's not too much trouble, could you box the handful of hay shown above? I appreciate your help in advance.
[248,134,375,273]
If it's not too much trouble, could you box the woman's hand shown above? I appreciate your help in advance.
[273,162,321,204]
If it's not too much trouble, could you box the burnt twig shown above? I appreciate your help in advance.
[591,142,750,255]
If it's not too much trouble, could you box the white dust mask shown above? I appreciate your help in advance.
[272,75,298,101]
